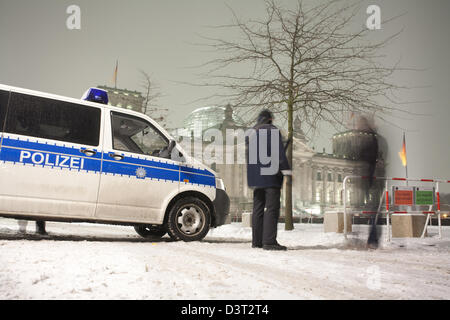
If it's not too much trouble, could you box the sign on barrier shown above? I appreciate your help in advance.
[415,187,434,205]
[343,175,448,241]
[393,187,414,206]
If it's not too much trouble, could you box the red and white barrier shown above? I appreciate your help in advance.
[343,176,449,240]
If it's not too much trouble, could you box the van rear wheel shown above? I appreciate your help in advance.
[167,196,211,242]
[134,225,166,239]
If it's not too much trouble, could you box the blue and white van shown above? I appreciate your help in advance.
[0,84,229,241]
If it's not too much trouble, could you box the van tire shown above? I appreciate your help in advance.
[166,196,211,242]
[134,225,167,239]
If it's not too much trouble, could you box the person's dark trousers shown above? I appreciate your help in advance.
[252,187,281,247]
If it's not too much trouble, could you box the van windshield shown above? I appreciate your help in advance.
[111,112,169,158]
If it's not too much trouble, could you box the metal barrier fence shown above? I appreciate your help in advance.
[343,176,450,240]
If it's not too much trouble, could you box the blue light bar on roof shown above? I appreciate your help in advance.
[81,87,109,105]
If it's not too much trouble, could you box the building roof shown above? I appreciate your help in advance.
[182,105,246,138]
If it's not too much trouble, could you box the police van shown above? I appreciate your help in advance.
[0,84,229,241]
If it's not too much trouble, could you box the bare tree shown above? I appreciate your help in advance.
[197,0,412,230]
[140,70,167,125]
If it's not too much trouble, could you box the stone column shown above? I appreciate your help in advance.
[322,166,327,206]
[311,166,316,204]
[304,163,309,204]
[343,170,350,206]
[333,168,337,205]
[308,163,313,204]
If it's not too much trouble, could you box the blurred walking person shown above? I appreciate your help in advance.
[356,115,380,248]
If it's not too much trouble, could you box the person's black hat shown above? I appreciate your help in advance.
[257,109,273,125]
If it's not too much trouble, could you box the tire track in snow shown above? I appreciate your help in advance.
[273,247,450,299]
[164,243,398,299]
[139,242,312,299]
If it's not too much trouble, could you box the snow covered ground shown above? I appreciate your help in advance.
[0,217,449,300]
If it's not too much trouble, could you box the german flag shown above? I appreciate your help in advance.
[398,132,407,167]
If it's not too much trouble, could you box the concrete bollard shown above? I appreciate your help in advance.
[391,214,427,238]
[242,212,252,228]
[324,212,352,233]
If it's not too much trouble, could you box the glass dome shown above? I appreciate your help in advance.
[182,106,245,138]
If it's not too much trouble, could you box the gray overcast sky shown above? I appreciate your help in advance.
[0,0,449,189]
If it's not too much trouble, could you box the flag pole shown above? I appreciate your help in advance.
[114,60,118,89]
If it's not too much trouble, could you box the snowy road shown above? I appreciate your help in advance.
[0,218,449,299]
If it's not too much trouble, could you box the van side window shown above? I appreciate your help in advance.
[0,90,10,132]
[4,92,101,146]
[111,112,169,158]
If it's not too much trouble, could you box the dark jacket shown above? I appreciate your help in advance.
[246,123,290,189]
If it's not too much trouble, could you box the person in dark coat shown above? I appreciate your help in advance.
[246,110,291,251]
[356,115,380,248]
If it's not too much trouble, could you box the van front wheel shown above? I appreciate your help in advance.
[167,197,211,242]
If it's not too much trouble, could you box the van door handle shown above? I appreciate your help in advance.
[80,149,97,157]
[109,153,124,161]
